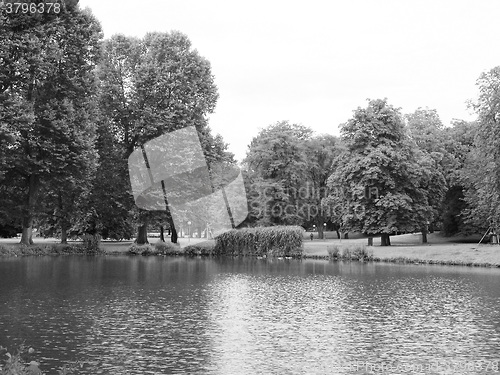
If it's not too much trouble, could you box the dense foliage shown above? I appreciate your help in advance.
[0,3,232,244]
[244,121,342,238]
[326,99,444,245]
[461,67,500,234]
[0,241,103,256]
[0,2,102,244]
[244,90,498,244]
[96,31,229,244]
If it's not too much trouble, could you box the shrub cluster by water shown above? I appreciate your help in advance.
[213,226,304,257]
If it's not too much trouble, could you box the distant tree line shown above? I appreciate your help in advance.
[243,71,500,244]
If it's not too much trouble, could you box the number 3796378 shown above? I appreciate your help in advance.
[1,1,62,14]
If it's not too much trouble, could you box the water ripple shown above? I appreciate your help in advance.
[0,257,499,374]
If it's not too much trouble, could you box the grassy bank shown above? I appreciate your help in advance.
[0,239,214,257]
[304,232,500,267]
[2,232,500,268]
[0,242,104,256]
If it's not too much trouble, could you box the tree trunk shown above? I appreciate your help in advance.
[421,227,428,244]
[20,223,33,245]
[20,174,39,245]
[58,191,68,244]
[159,225,165,242]
[318,224,324,240]
[20,79,39,246]
[171,227,178,244]
[344,232,349,239]
[336,229,340,239]
[136,223,148,244]
[61,224,68,244]
[381,233,391,246]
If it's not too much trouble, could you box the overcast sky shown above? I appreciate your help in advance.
[79,0,500,161]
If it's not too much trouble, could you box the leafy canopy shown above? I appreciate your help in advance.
[328,99,436,235]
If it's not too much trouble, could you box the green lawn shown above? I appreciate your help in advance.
[303,232,500,266]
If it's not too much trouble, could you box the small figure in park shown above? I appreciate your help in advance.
[310,233,314,241]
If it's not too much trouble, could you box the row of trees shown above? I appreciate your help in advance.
[0,3,234,244]
[1,3,498,246]
[243,69,500,244]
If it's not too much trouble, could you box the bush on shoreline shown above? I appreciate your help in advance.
[0,344,78,375]
[214,226,304,257]
[0,242,104,257]
[127,241,216,256]
[81,234,101,253]
[183,242,216,256]
[327,244,373,261]
[128,241,182,256]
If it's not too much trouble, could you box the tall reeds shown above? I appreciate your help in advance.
[214,226,304,257]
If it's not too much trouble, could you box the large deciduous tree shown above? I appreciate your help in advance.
[0,4,102,244]
[405,108,447,234]
[406,108,444,153]
[244,121,311,226]
[304,134,342,239]
[327,99,436,245]
[244,122,343,236]
[97,31,219,244]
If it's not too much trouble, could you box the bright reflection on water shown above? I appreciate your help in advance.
[0,257,500,374]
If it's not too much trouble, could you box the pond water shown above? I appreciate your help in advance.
[0,256,500,374]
